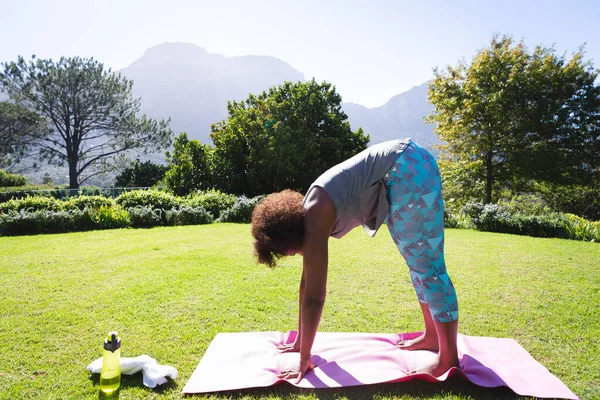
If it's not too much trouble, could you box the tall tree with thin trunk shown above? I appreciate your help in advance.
[0,56,173,188]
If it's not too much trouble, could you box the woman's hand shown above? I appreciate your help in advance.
[276,355,314,383]
[277,340,300,353]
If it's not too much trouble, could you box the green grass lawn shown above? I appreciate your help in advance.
[0,225,598,399]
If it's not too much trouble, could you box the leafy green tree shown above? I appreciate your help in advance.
[0,101,46,171]
[164,132,214,196]
[0,56,173,189]
[210,79,369,196]
[436,156,486,212]
[114,159,168,188]
[42,172,53,185]
[428,35,600,204]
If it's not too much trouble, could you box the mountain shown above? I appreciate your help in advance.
[119,43,437,149]
[119,43,305,142]
[343,82,437,147]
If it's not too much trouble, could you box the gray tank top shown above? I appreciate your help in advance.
[304,139,410,239]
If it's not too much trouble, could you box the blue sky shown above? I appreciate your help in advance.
[2,0,599,107]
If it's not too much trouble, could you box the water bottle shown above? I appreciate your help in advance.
[100,332,121,394]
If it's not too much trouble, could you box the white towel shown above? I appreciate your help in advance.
[87,355,178,388]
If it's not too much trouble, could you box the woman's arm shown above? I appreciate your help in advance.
[297,271,305,347]
[298,228,328,362]
[277,187,335,382]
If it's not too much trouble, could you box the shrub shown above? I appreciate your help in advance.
[0,170,27,187]
[127,206,163,228]
[62,195,115,211]
[0,210,37,235]
[218,195,264,223]
[116,189,179,211]
[0,196,63,213]
[461,203,513,232]
[91,205,130,230]
[461,202,579,239]
[565,214,600,242]
[0,209,96,236]
[517,213,570,239]
[461,202,485,221]
[166,206,213,226]
[475,203,521,234]
[184,189,236,219]
[462,202,523,234]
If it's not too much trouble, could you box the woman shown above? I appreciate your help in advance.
[251,139,459,382]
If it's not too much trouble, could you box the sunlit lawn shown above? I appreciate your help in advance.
[0,224,598,399]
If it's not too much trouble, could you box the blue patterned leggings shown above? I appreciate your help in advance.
[383,142,458,323]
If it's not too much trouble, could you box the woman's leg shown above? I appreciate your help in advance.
[384,142,459,375]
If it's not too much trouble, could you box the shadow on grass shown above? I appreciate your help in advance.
[88,371,178,398]
[190,376,530,400]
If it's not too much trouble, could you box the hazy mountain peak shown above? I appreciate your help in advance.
[128,42,218,70]
[342,81,436,147]
[119,42,305,142]
[381,82,430,110]
[142,42,210,59]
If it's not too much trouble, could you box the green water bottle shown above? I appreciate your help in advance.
[100,332,121,394]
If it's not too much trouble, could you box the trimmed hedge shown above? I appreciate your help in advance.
[218,195,264,223]
[166,206,214,226]
[184,189,236,219]
[0,205,132,236]
[1,190,596,241]
[0,196,64,213]
[0,189,234,235]
[115,189,179,211]
[127,206,163,228]
[63,196,115,211]
[517,214,570,238]
[0,195,115,213]
[0,209,93,235]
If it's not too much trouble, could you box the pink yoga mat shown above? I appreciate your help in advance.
[182,331,578,399]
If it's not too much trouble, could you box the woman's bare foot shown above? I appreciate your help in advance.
[397,332,439,352]
[410,354,460,377]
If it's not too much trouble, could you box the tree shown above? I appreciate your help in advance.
[0,101,46,172]
[428,35,600,204]
[0,56,173,189]
[164,132,214,196]
[42,172,53,185]
[114,159,168,188]
[210,79,370,196]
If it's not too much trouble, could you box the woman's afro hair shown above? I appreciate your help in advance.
[251,190,305,267]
